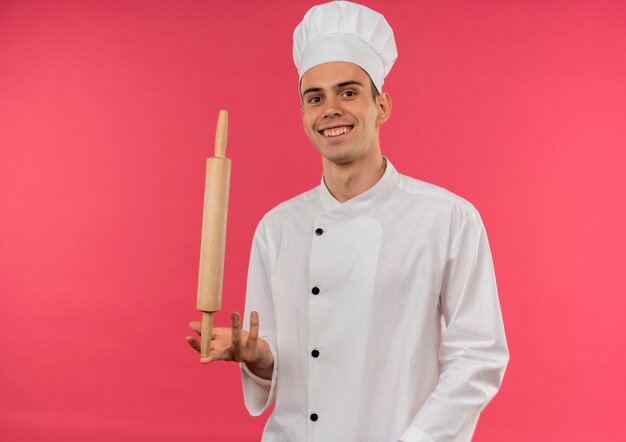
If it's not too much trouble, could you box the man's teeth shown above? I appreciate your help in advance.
[322,126,351,137]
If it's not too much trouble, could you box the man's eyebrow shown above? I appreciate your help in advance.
[335,80,364,89]
[302,86,323,97]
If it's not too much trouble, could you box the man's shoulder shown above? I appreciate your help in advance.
[394,171,480,218]
[268,185,320,214]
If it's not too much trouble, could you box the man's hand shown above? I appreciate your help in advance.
[186,311,274,380]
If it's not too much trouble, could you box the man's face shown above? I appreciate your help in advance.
[299,61,390,165]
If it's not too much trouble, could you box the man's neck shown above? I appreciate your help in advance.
[322,153,386,203]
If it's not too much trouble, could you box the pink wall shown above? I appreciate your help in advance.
[1,0,625,440]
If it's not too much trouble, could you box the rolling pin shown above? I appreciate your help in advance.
[196,110,231,358]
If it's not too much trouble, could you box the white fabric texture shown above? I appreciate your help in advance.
[240,159,509,442]
[293,1,398,93]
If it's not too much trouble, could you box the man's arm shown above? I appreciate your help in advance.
[239,223,279,414]
[186,221,278,416]
[399,206,509,442]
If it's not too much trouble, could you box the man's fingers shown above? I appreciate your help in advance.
[186,336,201,353]
[248,311,259,351]
[200,351,216,364]
[189,321,202,336]
[231,312,242,361]
[200,352,220,364]
[189,313,255,364]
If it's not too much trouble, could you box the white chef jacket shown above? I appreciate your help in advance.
[240,159,509,442]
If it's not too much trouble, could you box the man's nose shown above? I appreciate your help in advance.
[322,96,342,118]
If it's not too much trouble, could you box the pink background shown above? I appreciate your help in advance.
[1,0,625,440]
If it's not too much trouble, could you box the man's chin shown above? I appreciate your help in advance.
[321,150,356,166]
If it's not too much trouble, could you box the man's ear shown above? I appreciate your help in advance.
[376,92,392,125]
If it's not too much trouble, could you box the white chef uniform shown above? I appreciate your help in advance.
[240,159,509,441]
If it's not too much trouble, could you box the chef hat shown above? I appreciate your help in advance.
[293,1,398,93]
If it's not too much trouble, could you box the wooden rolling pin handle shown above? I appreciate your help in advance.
[200,311,214,359]
[214,110,228,158]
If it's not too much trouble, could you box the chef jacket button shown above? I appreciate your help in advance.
[311,287,320,295]
[311,349,320,358]
[315,228,324,236]
[310,413,318,422]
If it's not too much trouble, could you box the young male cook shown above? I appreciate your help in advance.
[187,2,509,441]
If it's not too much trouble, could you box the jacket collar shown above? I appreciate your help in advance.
[318,157,398,217]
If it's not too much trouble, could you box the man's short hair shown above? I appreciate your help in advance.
[369,78,380,101]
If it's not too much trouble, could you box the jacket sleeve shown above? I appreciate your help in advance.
[399,205,509,442]
[240,223,279,416]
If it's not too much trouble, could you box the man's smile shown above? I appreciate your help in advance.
[318,125,354,137]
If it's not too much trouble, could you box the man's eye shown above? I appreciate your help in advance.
[342,90,357,98]
[307,96,322,104]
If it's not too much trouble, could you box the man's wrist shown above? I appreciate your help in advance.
[245,338,274,380]
[250,338,274,369]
